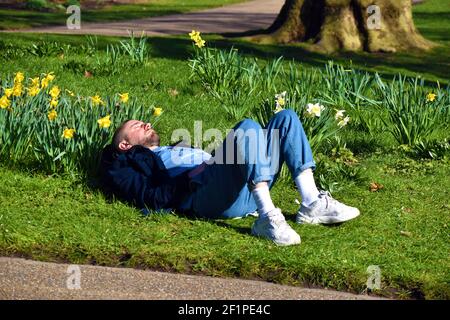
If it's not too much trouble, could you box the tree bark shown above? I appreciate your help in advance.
[252,0,434,53]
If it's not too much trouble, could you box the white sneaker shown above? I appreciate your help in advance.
[296,191,360,225]
[251,208,301,246]
[232,211,259,220]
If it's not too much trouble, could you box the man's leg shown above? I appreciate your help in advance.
[263,109,320,206]
[264,109,360,224]
[190,118,300,245]
[190,119,273,219]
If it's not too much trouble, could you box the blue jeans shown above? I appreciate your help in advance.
[188,109,315,219]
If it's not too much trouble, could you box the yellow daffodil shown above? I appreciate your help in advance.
[62,128,76,139]
[338,116,350,128]
[153,107,163,117]
[118,93,129,103]
[194,38,206,48]
[44,72,55,82]
[12,84,23,97]
[91,95,104,106]
[189,30,206,48]
[0,96,11,109]
[4,88,13,98]
[41,73,55,89]
[49,99,58,108]
[41,78,50,89]
[28,86,40,97]
[49,86,60,99]
[306,103,325,117]
[426,92,436,102]
[97,115,111,129]
[30,77,40,87]
[14,72,24,83]
[189,30,201,41]
[47,109,57,121]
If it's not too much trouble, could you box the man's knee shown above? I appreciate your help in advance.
[275,109,298,122]
[234,118,262,131]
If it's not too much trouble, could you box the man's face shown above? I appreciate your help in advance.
[119,120,160,150]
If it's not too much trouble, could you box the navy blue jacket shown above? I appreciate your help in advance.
[99,144,191,213]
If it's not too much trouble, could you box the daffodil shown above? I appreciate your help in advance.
[274,105,284,114]
[49,99,58,108]
[153,107,163,117]
[426,92,436,102]
[189,30,206,48]
[28,86,40,97]
[4,88,13,98]
[41,78,50,89]
[49,86,60,99]
[12,84,23,97]
[62,128,76,139]
[30,77,40,87]
[338,116,350,128]
[275,91,287,108]
[14,72,24,83]
[306,103,325,117]
[97,115,111,129]
[194,38,206,48]
[44,72,55,82]
[335,109,346,120]
[91,95,104,106]
[118,93,129,103]
[189,30,201,41]
[47,109,57,121]
[0,96,11,109]
[41,73,55,89]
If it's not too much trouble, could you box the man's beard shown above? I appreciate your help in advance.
[144,131,160,148]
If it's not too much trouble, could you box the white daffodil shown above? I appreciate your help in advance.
[275,91,287,108]
[274,105,284,114]
[306,103,325,117]
[335,109,346,120]
[338,116,350,128]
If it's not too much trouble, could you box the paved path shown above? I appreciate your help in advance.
[11,0,284,37]
[0,257,382,300]
[4,0,425,37]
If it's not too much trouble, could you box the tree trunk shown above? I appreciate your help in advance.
[252,0,433,53]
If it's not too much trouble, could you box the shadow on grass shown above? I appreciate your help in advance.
[148,36,450,85]
[207,220,252,235]
[2,24,449,84]
[0,10,66,29]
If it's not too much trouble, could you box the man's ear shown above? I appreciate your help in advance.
[118,140,133,152]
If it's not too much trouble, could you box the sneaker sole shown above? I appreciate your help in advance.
[296,209,360,225]
[251,226,301,246]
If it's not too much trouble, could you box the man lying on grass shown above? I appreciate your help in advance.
[100,110,360,246]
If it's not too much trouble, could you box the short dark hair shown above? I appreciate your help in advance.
[112,120,131,150]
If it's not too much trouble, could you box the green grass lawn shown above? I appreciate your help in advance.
[0,0,249,29]
[0,0,449,300]
[1,155,449,299]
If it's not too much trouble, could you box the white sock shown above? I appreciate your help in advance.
[251,185,276,217]
[294,168,320,207]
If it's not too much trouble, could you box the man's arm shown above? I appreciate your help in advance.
[110,166,191,211]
